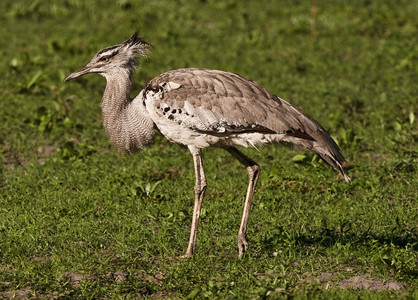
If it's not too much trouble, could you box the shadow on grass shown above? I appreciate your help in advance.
[261,226,418,276]
[292,227,417,251]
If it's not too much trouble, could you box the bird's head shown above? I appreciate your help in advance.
[65,32,150,81]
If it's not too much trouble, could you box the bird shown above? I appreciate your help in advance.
[65,32,351,258]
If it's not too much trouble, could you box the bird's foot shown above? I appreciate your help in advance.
[179,251,193,259]
[237,233,249,258]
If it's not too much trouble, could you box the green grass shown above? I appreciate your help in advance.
[1,0,417,298]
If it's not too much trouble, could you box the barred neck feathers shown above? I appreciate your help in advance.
[101,69,154,153]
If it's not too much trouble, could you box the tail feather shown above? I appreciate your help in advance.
[317,151,351,183]
[274,98,351,183]
[281,133,351,183]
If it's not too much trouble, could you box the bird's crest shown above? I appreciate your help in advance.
[123,31,151,58]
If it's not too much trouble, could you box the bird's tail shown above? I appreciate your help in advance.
[283,136,351,183]
[314,145,351,183]
[277,99,351,183]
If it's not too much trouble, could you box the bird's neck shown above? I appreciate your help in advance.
[102,69,132,117]
[101,68,154,153]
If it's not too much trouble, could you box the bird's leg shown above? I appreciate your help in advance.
[226,147,260,258]
[181,146,207,258]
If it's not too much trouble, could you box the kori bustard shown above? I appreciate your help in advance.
[65,32,350,258]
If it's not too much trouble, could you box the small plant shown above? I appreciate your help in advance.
[132,181,164,200]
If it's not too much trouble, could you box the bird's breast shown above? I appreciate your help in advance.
[145,94,215,147]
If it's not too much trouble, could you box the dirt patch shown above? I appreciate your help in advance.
[302,272,337,283]
[371,153,390,161]
[37,145,57,164]
[65,272,92,288]
[2,143,57,168]
[0,264,14,272]
[301,273,406,291]
[107,271,128,283]
[31,255,53,263]
[299,272,337,289]
[2,153,27,167]
[0,288,33,299]
[0,282,12,287]
[338,276,405,291]
[146,290,179,299]
[142,272,165,284]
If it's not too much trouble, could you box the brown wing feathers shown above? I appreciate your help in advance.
[145,68,349,179]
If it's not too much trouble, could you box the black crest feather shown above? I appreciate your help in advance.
[125,31,151,48]
[122,31,151,59]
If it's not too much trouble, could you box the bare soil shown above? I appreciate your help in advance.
[301,272,406,291]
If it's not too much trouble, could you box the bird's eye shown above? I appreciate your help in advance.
[99,51,117,62]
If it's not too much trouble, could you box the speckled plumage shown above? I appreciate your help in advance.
[143,68,348,178]
[65,32,351,258]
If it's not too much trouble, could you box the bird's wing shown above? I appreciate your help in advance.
[144,68,348,181]
[145,68,308,135]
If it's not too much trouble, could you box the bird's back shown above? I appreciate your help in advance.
[142,68,348,180]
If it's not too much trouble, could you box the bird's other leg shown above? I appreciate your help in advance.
[225,147,260,258]
[181,145,207,258]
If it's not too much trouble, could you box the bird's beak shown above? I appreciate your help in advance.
[64,65,94,82]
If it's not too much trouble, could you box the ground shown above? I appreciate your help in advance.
[0,0,417,298]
